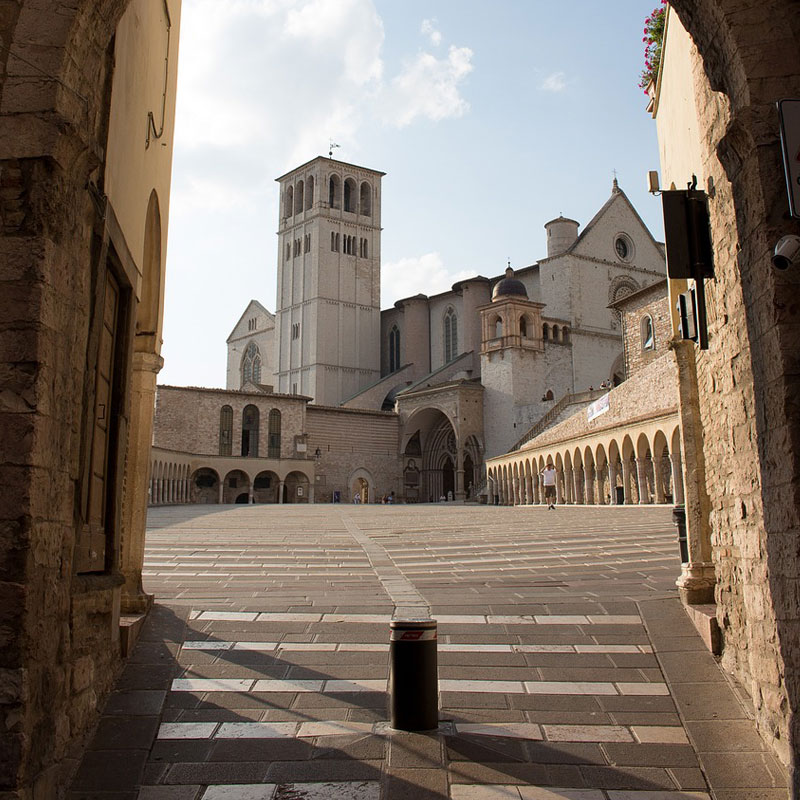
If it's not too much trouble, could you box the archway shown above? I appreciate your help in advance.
[401,407,460,503]
[191,468,220,504]
[253,470,280,503]
[223,470,250,504]
[284,471,310,504]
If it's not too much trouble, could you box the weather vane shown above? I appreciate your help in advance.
[329,141,340,159]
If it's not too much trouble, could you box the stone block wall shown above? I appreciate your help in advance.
[619,285,671,378]
[153,386,307,460]
[307,405,401,502]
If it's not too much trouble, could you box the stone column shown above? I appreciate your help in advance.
[532,472,540,504]
[573,468,583,504]
[608,462,619,504]
[584,466,595,505]
[557,470,565,504]
[278,480,285,504]
[597,465,606,505]
[670,452,684,504]
[455,449,466,500]
[636,458,652,504]
[218,481,224,504]
[672,341,715,604]
[654,457,668,504]
[120,351,163,614]
[621,459,633,505]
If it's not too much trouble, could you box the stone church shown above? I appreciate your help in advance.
[205,155,665,504]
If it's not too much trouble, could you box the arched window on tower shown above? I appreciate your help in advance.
[542,323,549,341]
[444,308,458,363]
[360,182,372,215]
[552,325,560,342]
[306,175,314,210]
[285,185,294,217]
[329,174,341,209]
[268,409,281,458]
[241,405,259,457]
[295,180,304,214]
[241,342,260,388]
[219,405,233,456]
[494,317,503,339]
[344,178,356,212]
[520,316,528,338]
[389,325,400,372]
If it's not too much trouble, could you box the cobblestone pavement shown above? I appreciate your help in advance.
[68,504,788,800]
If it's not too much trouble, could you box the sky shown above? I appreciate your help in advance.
[161,0,665,388]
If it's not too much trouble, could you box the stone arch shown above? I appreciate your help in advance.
[349,467,374,504]
[191,467,220,504]
[328,173,342,209]
[295,179,304,214]
[360,181,372,215]
[253,470,280,504]
[137,189,162,354]
[284,470,310,504]
[306,175,314,209]
[285,184,294,217]
[343,177,357,212]
[223,469,251,504]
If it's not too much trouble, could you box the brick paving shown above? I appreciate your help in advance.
[67,504,788,799]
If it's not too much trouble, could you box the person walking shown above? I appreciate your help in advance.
[541,462,557,510]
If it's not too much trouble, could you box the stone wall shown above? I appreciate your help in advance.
[617,284,671,378]
[664,1,800,770]
[306,406,401,502]
[153,385,308,460]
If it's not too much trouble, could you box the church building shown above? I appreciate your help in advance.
[155,155,669,506]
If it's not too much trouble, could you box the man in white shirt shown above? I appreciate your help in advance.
[541,463,557,510]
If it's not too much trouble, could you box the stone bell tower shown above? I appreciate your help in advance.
[480,267,549,458]
[274,156,385,406]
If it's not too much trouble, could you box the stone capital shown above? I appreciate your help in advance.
[676,562,716,605]
[132,351,165,374]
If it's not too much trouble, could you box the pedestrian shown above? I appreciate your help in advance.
[540,462,557,510]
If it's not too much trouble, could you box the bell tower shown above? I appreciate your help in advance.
[275,156,385,406]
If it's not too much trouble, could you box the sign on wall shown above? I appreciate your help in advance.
[778,99,800,218]
[587,393,610,422]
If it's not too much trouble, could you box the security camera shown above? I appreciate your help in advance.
[772,235,800,270]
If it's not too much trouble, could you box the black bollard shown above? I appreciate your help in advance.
[389,618,438,731]
[673,504,688,563]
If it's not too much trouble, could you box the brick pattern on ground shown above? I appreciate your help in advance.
[67,505,787,799]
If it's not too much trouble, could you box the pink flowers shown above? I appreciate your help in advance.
[638,3,667,92]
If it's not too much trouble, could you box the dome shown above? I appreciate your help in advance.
[492,267,528,301]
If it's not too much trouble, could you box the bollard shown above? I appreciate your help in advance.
[672,504,688,563]
[389,618,438,731]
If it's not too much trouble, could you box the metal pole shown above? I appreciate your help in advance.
[389,618,438,731]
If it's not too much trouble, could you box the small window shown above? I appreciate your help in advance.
[494,318,503,338]
[285,185,294,217]
[642,315,655,350]
[542,324,549,341]
[444,308,458,363]
[615,234,633,262]
[306,176,314,210]
[329,174,341,209]
[219,405,233,456]
[268,409,281,458]
[519,317,527,338]
[360,182,372,215]
[389,325,400,372]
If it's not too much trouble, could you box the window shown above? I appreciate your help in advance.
[519,317,528,338]
[444,308,458,363]
[268,409,281,458]
[389,325,400,372]
[329,174,341,209]
[494,318,503,338]
[562,327,569,343]
[360,181,372,216]
[285,242,291,261]
[641,315,655,350]
[615,234,633,262]
[552,325,560,342]
[295,180,304,214]
[542,323,549,341]
[285,185,294,217]
[306,176,314,210]
[344,178,356,212]
[241,342,260,387]
[247,318,258,332]
[254,474,271,489]
[241,404,259,457]
[304,233,311,253]
[292,322,300,340]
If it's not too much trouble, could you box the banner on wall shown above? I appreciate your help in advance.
[587,393,610,422]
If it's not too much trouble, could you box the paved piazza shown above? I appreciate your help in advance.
[68,504,787,799]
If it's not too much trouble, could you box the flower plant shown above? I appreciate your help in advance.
[639,1,667,92]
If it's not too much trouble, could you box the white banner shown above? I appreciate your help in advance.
[587,393,610,422]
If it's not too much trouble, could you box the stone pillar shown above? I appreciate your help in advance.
[636,458,652,504]
[120,351,163,614]
[218,481,224,504]
[584,466,595,505]
[455,449,465,500]
[278,480,285,504]
[597,466,606,505]
[672,341,715,604]
[532,472,540,504]
[671,452,685,505]
[621,459,633,505]
[573,468,583,504]
[556,470,565,505]
[654,457,668,504]
[608,462,619,504]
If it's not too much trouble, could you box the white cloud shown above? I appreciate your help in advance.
[540,71,567,92]
[381,45,474,128]
[381,253,476,307]
[421,18,442,46]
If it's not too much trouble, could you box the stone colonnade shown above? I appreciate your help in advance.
[487,420,683,509]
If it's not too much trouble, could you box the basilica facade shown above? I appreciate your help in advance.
[208,157,665,504]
